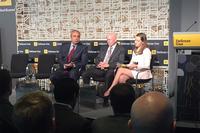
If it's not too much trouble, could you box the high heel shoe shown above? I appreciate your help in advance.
[104,90,110,97]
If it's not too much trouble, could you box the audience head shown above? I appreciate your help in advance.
[110,83,135,115]
[129,92,174,133]
[0,69,12,98]
[134,33,148,55]
[53,77,79,108]
[70,29,81,45]
[107,33,117,47]
[13,91,53,133]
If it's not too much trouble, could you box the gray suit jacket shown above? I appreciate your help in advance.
[95,44,125,69]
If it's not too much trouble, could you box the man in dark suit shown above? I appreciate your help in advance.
[91,83,135,133]
[51,30,88,82]
[53,76,91,133]
[82,33,125,106]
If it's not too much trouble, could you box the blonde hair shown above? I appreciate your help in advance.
[133,33,148,55]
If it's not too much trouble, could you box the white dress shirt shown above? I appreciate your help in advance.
[68,43,77,55]
[103,43,117,63]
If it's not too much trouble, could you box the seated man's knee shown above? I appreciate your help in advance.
[69,70,79,81]
[105,71,114,80]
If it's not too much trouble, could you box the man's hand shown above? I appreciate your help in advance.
[97,62,109,70]
[64,62,75,69]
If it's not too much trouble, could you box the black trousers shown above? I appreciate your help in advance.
[82,66,115,93]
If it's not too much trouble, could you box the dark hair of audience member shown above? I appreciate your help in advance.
[0,117,19,133]
[0,69,12,97]
[53,77,79,109]
[13,91,53,133]
[110,83,135,115]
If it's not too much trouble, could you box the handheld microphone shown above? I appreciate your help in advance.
[185,21,197,32]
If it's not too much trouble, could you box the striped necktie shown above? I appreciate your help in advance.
[67,45,76,63]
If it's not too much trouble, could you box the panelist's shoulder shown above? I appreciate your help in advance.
[117,44,124,48]
[144,47,151,52]
[143,48,152,55]
[117,45,125,51]
[61,42,70,47]
[79,43,88,51]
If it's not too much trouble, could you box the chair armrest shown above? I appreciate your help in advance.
[135,68,151,87]
[135,68,151,79]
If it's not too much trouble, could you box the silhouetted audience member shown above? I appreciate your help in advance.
[53,77,91,133]
[128,92,175,133]
[91,83,135,133]
[13,91,54,133]
[0,117,18,133]
[0,69,18,133]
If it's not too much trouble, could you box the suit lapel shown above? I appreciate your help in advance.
[65,44,71,56]
[109,44,119,62]
[102,46,108,59]
[71,44,81,61]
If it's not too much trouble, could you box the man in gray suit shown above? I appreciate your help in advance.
[82,33,125,106]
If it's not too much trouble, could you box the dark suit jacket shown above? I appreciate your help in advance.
[95,44,125,69]
[51,42,88,81]
[54,103,91,133]
[58,42,88,72]
[0,98,18,133]
[0,98,13,126]
[91,115,131,133]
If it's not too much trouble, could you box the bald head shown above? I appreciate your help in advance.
[130,92,173,133]
[106,33,117,46]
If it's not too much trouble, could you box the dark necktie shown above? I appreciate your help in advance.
[67,45,76,63]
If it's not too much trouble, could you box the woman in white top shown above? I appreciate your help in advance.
[104,33,152,96]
